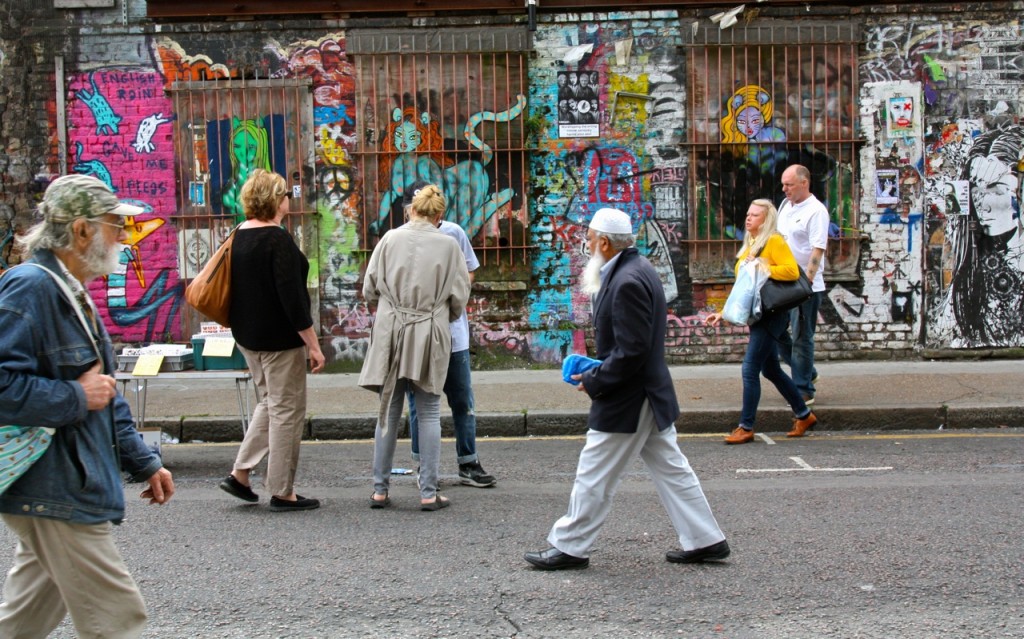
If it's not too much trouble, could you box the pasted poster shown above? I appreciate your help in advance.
[557,70,600,138]
[886,95,918,138]
[876,168,899,206]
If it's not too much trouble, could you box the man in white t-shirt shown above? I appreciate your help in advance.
[403,181,497,488]
[776,164,829,405]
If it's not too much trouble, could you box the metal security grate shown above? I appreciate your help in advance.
[168,78,316,335]
[349,29,531,267]
[683,22,861,280]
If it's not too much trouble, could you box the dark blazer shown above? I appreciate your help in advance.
[580,247,680,433]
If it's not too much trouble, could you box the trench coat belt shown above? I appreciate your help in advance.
[377,300,448,436]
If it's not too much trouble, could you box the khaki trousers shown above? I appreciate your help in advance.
[234,345,308,497]
[0,514,147,639]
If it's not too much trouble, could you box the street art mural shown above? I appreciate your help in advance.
[208,115,284,223]
[67,68,182,344]
[929,124,1024,347]
[18,12,1020,366]
[690,43,856,268]
[863,22,1024,350]
[371,95,527,242]
[721,84,788,177]
[284,36,365,364]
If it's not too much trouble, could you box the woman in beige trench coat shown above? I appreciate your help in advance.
[359,183,471,510]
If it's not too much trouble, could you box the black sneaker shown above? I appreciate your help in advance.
[458,462,496,488]
[269,495,320,512]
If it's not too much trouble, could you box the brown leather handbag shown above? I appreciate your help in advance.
[184,229,236,327]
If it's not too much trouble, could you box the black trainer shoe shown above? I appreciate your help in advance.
[458,462,497,488]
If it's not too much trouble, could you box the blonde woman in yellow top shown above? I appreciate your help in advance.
[705,199,817,444]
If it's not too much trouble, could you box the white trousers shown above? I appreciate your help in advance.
[0,514,147,639]
[548,401,726,558]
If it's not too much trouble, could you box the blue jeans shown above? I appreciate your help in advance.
[740,310,811,430]
[778,291,822,398]
[409,349,477,465]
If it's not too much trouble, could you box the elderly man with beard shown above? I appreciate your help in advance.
[524,208,728,570]
[0,174,175,638]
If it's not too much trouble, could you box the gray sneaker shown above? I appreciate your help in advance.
[458,462,497,488]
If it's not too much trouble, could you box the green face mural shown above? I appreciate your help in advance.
[221,117,272,223]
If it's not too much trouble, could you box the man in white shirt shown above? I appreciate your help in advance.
[776,164,829,405]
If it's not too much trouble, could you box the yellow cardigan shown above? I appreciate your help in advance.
[735,233,800,281]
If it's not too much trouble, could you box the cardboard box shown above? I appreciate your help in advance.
[191,337,248,371]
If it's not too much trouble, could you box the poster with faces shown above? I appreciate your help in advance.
[886,95,918,138]
[557,70,600,139]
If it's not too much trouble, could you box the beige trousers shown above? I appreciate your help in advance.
[0,514,147,639]
[234,345,308,497]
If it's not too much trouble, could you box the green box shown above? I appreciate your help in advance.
[191,337,248,371]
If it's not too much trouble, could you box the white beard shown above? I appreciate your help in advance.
[82,231,122,280]
[580,252,606,296]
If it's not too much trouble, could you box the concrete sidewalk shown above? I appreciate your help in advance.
[124,359,1024,443]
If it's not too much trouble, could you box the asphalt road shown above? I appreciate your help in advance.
[2,429,1022,638]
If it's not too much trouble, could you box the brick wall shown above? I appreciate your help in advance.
[1,3,1021,365]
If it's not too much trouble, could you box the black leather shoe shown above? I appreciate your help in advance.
[524,547,589,571]
[665,540,730,564]
[219,475,258,503]
[269,495,320,512]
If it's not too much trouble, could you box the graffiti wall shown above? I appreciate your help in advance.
[67,69,183,343]
[6,6,1023,365]
[523,22,692,363]
[861,20,1024,349]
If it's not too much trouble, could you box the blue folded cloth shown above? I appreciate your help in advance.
[562,354,602,385]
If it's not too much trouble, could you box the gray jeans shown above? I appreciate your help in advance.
[373,379,442,499]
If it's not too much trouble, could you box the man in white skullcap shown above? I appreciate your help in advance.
[525,208,729,570]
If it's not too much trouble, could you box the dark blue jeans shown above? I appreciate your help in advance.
[740,310,811,430]
[409,349,478,464]
[778,291,822,398]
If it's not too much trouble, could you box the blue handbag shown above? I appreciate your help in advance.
[0,426,55,495]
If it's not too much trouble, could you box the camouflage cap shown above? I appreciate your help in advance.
[40,174,143,223]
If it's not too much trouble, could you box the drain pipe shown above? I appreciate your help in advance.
[527,0,538,32]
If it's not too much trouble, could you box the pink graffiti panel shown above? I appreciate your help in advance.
[68,69,182,343]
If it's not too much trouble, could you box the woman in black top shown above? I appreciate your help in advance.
[218,169,326,512]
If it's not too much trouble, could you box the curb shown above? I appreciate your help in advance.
[142,404,1024,443]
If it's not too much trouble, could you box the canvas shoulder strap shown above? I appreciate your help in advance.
[16,263,104,365]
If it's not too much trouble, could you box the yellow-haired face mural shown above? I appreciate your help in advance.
[721,85,788,173]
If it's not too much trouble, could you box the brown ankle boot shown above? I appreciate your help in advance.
[787,413,817,437]
[724,427,754,445]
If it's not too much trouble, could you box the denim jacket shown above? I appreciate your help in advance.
[0,250,162,525]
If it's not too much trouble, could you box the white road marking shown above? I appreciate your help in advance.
[791,456,814,469]
[736,455,893,474]
[756,433,776,445]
